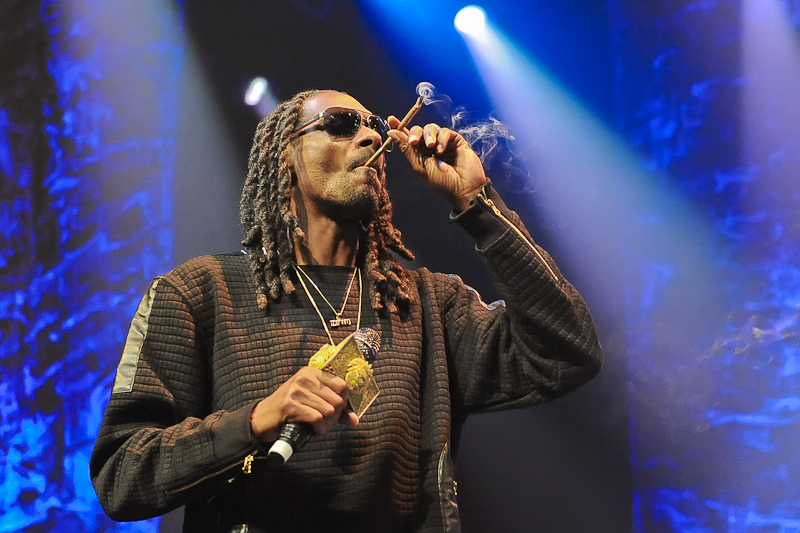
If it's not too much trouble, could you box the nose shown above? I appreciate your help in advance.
[357,124,382,149]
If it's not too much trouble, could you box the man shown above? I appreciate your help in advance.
[91,89,603,533]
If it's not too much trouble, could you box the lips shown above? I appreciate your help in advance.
[352,162,378,172]
[353,166,379,182]
[350,150,381,171]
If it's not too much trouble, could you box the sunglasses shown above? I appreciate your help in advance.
[289,107,392,151]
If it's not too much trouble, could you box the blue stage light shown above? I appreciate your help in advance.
[454,6,487,38]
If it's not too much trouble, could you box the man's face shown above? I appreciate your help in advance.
[288,92,384,225]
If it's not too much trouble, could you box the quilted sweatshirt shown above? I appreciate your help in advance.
[90,188,603,533]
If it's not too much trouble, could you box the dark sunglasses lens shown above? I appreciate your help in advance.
[367,116,392,151]
[367,116,388,138]
[323,110,361,138]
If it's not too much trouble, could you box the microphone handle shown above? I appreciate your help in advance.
[268,421,314,462]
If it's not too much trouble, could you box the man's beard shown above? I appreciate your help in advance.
[319,180,380,224]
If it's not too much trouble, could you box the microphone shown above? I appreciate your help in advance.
[268,328,381,462]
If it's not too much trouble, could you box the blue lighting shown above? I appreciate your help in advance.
[0,1,181,531]
[455,6,487,38]
[456,1,800,531]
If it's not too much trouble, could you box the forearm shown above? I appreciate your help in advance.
[90,401,256,521]
[90,274,259,520]
[448,184,603,412]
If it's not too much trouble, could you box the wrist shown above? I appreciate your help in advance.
[250,398,281,442]
[451,183,486,213]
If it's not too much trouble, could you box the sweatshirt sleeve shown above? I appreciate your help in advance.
[443,183,603,417]
[89,276,259,521]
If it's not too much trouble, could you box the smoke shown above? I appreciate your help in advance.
[415,81,436,104]
[415,82,532,193]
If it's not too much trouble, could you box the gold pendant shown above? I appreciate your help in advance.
[329,317,352,328]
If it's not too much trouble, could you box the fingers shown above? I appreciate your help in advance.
[386,119,487,210]
[386,117,451,150]
[400,124,453,152]
[298,370,365,439]
[339,409,360,427]
[422,124,451,155]
[387,123,455,181]
[315,367,348,394]
[250,367,354,442]
[286,367,346,422]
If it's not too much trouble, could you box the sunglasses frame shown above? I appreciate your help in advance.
[289,107,392,151]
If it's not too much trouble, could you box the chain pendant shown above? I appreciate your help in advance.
[329,317,352,328]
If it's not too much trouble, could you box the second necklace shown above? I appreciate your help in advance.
[294,265,362,344]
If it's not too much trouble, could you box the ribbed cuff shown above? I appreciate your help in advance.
[211,402,262,461]
[450,185,513,251]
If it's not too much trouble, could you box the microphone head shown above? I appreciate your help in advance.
[354,327,380,363]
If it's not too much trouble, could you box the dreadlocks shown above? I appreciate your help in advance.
[239,90,416,313]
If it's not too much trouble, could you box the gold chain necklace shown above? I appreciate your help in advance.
[295,265,358,328]
[293,265,362,345]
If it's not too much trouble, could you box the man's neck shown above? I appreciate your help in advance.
[294,218,359,267]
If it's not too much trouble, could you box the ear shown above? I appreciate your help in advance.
[286,144,299,186]
[288,180,301,219]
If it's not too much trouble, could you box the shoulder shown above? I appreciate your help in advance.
[168,251,248,277]
[159,252,251,295]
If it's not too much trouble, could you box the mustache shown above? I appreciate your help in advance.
[349,149,383,171]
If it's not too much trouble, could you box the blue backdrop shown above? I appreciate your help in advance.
[0,1,181,531]
[611,0,800,531]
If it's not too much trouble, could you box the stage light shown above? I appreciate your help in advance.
[243,76,277,116]
[245,77,268,106]
[454,6,487,38]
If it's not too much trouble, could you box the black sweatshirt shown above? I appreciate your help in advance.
[90,188,603,532]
